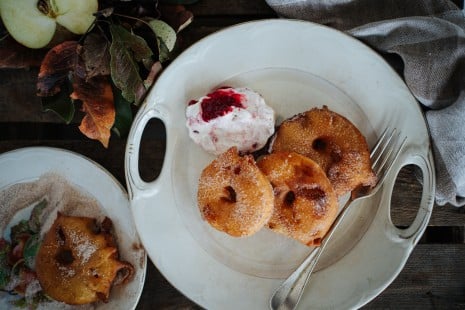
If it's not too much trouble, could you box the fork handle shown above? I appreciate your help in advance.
[270,244,323,310]
[270,197,353,310]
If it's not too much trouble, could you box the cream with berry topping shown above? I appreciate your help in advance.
[186,87,275,155]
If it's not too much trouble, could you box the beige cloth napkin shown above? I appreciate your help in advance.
[265,0,465,206]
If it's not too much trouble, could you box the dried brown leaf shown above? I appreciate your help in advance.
[82,32,111,79]
[37,41,78,97]
[71,74,115,148]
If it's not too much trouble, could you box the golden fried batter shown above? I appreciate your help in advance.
[271,106,377,197]
[35,213,134,305]
[257,152,338,246]
[197,147,274,237]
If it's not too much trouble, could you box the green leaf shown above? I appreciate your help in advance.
[109,24,154,104]
[28,200,47,233]
[0,267,10,290]
[41,80,75,124]
[23,234,40,270]
[11,292,51,309]
[157,38,171,63]
[112,85,133,138]
[148,19,177,55]
[10,221,30,244]
[11,297,27,308]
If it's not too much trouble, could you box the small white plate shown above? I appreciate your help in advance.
[0,147,146,309]
[125,19,435,309]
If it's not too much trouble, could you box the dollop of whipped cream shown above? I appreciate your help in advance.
[186,87,275,155]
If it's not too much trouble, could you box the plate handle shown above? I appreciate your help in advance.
[395,151,435,243]
[381,149,435,245]
[125,104,172,201]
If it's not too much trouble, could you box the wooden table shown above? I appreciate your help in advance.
[1,1,465,309]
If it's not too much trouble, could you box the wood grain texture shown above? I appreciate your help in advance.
[135,244,465,310]
[0,38,46,69]
[1,1,464,308]
[137,262,201,310]
[0,137,165,186]
[0,69,61,123]
[364,244,465,309]
[189,0,276,16]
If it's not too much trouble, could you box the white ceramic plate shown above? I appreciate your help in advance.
[0,147,146,309]
[125,19,435,309]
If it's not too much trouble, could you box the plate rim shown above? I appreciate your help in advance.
[126,18,434,309]
[0,146,147,310]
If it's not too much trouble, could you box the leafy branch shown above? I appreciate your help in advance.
[33,0,195,147]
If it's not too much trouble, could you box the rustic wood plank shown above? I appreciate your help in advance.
[189,0,276,16]
[187,0,464,16]
[0,69,62,123]
[364,244,465,309]
[0,37,47,69]
[179,15,277,49]
[391,165,465,227]
[137,244,465,309]
[2,2,464,309]
[421,226,465,244]
[0,137,165,187]
[137,261,200,310]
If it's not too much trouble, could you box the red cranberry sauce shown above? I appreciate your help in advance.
[200,88,245,122]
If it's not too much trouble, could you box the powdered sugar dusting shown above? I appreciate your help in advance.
[0,173,106,238]
[25,279,42,304]
[198,148,274,236]
[68,230,98,265]
[0,173,107,309]
[59,265,76,278]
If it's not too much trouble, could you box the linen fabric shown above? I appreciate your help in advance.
[265,0,465,206]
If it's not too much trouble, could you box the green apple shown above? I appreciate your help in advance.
[0,0,98,49]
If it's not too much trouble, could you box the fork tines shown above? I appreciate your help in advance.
[370,128,407,185]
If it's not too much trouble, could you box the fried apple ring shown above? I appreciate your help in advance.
[270,106,377,197]
[35,213,134,305]
[257,152,338,246]
[197,147,274,237]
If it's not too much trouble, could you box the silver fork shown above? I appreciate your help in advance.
[270,128,407,310]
